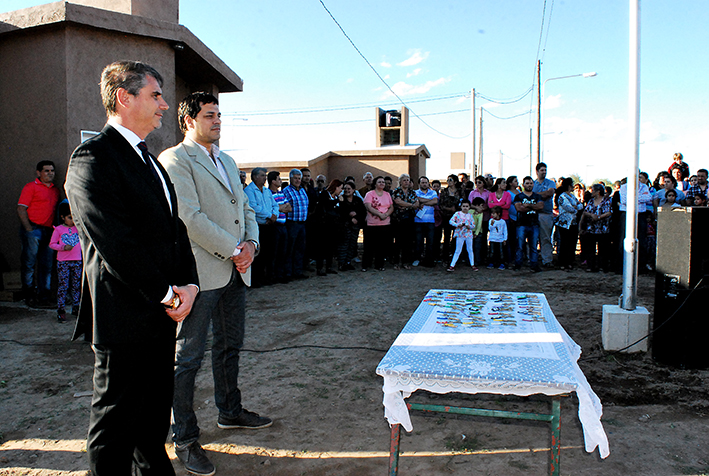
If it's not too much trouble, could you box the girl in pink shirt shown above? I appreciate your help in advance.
[49,203,82,322]
[487,178,512,220]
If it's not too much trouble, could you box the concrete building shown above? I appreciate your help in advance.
[0,0,242,290]
[238,106,430,189]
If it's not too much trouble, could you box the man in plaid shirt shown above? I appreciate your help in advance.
[683,168,708,206]
[283,169,309,280]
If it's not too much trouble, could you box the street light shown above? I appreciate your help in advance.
[537,71,597,164]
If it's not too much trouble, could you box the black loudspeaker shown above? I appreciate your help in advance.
[653,206,709,369]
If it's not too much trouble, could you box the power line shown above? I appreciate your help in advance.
[318,0,469,140]
[224,108,472,128]
[222,92,469,117]
[476,86,534,105]
[482,108,533,121]
[528,0,549,130]
[540,0,556,63]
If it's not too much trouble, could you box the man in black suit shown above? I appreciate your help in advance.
[65,61,199,475]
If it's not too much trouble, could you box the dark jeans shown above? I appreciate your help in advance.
[473,233,485,266]
[252,223,276,285]
[89,340,176,476]
[391,218,415,266]
[505,219,517,265]
[362,225,391,269]
[585,232,611,271]
[285,221,307,277]
[557,225,579,268]
[19,224,54,298]
[440,221,455,261]
[489,241,505,267]
[415,222,435,265]
[271,224,288,280]
[173,272,246,447]
[516,224,539,268]
[315,223,339,271]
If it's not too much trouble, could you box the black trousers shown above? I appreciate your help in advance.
[252,223,276,285]
[88,339,176,475]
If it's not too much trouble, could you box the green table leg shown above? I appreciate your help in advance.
[389,423,401,476]
[550,396,561,476]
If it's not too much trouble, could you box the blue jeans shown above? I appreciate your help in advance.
[516,225,539,268]
[271,224,288,280]
[172,271,245,446]
[285,221,306,277]
[415,222,435,264]
[20,225,54,297]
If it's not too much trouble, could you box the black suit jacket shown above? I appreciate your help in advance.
[65,125,198,345]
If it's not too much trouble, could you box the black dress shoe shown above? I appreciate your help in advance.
[217,409,272,429]
[175,441,215,476]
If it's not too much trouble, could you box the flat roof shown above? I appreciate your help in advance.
[0,1,242,92]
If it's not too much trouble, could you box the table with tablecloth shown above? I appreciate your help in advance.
[376,289,609,466]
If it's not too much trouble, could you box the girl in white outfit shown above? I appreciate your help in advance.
[447,200,477,271]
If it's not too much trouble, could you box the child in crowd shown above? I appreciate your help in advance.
[488,206,508,270]
[662,190,681,210]
[692,194,707,207]
[470,197,486,267]
[49,202,82,323]
[447,200,477,272]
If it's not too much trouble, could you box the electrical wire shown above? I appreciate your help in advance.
[225,108,472,128]
[0,338,388,353]
[476,86,534,105]
[222,92,469,117]
[482,108,533,121]
[318,0,469,140]
[540,0,556,63]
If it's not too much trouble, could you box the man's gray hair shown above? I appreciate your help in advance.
[100,61,163,116]
[251,167,267,180]
[289,168,303,179]
[363,171,373,179]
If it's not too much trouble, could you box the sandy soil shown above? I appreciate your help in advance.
[1,265,708,476]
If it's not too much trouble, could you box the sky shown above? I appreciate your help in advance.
[4,0,708,183]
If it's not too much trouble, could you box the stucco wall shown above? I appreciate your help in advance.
[64,23,180,157]
[0,25,68,274]
[0,23,186,274]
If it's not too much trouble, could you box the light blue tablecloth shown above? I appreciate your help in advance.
[376,289,609,458]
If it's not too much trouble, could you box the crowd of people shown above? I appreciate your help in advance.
[16,60,705,476]
[240,151,706,285]
[19,153,705,310]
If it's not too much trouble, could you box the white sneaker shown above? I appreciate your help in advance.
[412,260,420,267]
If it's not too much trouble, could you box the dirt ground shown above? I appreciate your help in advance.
[1,264,708,476]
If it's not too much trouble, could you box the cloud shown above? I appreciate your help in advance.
[385,77,450,98]
[544,94,562,110]
[397,50,429,67]
[406,68,422,78]
[346,78,354,83]
[380,61,391,68]
[384,74,390,80]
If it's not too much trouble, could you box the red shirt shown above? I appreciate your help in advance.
[18,179,60,227]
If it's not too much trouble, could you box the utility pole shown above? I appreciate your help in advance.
[478,108,484,176]
[536,59,541,165]
[471,88,476,178]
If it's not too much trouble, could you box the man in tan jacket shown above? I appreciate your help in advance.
[159,92,271,476]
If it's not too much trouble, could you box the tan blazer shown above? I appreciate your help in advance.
[159,137,258,290]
